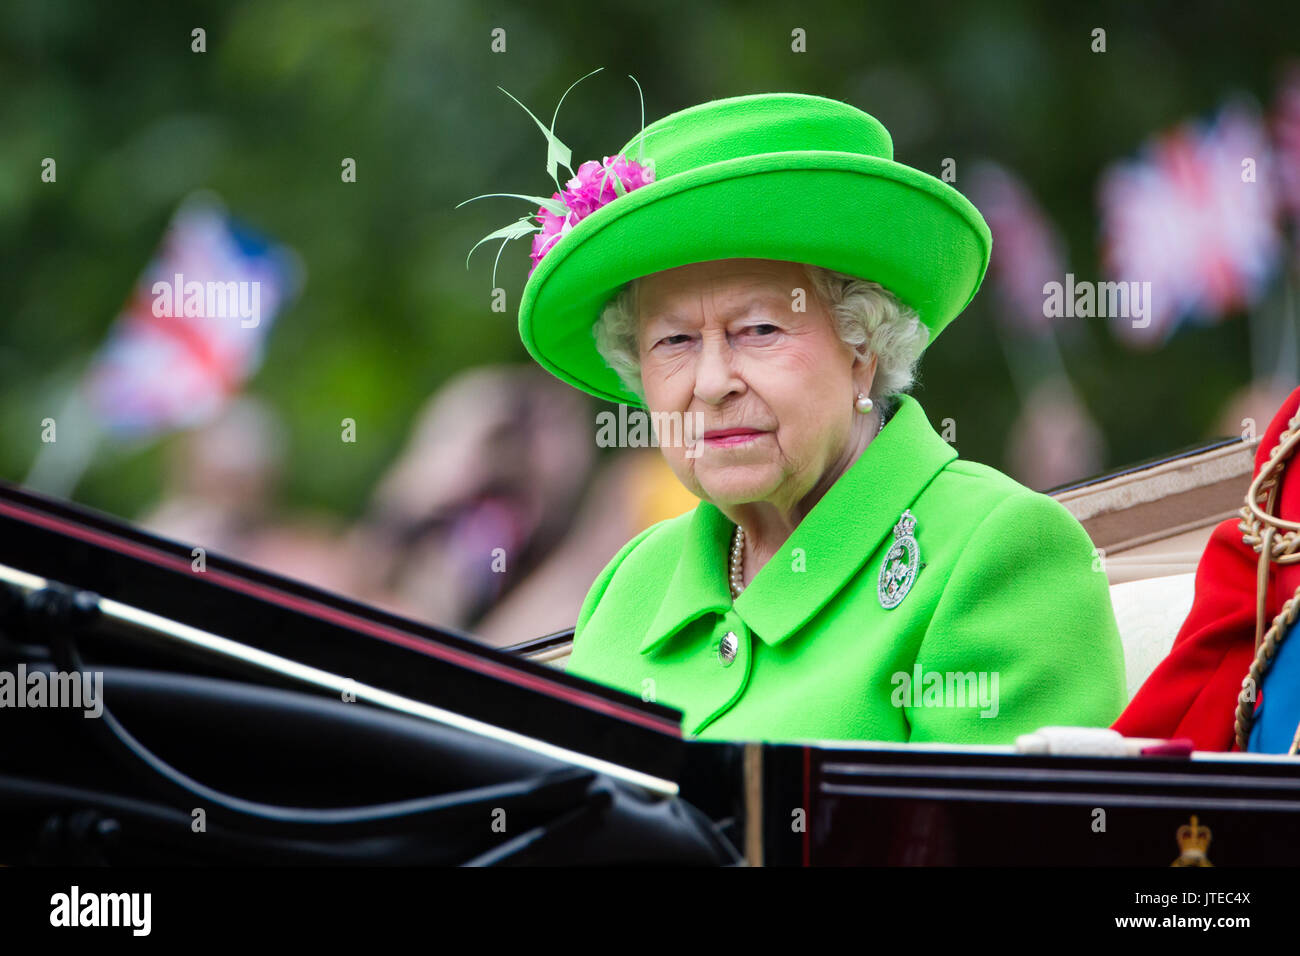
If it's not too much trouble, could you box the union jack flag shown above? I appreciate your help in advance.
[1098,100,1285,347]
[82,193,302,439]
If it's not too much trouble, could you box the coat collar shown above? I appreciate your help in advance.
[638,393,957,654]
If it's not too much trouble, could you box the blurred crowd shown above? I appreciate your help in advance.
[137,366,699,649]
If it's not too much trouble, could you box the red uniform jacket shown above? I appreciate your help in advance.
[1113,386,1300,751]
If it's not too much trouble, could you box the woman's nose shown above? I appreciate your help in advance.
[693,333,743,404]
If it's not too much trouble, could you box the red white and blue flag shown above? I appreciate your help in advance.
[82,193,301,439]
[1098,100,1285,347]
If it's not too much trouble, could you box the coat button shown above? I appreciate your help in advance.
[718,630,739,667]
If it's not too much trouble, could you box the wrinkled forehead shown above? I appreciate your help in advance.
[636,259,811,322]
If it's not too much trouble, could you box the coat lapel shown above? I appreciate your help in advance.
[638,393,956,655]
[638,502,734,654]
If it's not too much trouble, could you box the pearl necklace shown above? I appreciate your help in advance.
[730,411,886,599]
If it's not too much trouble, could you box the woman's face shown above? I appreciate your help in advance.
[636,258,876,514]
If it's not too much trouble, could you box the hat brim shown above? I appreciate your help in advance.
[518,150,992,408]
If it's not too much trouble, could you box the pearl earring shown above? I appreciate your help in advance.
[855,392,873,414]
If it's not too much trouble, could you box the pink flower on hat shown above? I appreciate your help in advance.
[460,68,656,288]
[529,155,655,274]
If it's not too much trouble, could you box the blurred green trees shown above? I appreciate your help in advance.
[2,0,1296,520]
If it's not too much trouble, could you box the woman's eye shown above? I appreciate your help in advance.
[658,334,691,346]
[745,324,779,336]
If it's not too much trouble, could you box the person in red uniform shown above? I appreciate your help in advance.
[1114,385,1300,751]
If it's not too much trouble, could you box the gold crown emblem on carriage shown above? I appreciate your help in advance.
[1171,815,1213,867]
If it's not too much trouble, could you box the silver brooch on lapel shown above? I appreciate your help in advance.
[878,509,922,609]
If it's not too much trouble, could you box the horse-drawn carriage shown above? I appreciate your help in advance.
[2,431,1297,865]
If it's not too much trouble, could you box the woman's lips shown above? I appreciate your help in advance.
[702,428,767,447]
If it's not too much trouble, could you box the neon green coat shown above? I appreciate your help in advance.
[565,393,1127,744]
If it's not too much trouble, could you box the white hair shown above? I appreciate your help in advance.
[591,263,930,415]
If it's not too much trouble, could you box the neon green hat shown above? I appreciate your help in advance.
[477,88,991,408]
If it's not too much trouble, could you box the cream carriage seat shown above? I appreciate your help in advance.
[1051,435,1259,703]
[1107,572,1196,700]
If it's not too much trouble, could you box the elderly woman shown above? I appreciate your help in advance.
[474,88,1126,743]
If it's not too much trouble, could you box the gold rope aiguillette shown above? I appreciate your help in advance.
[1234,407,1300,753]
